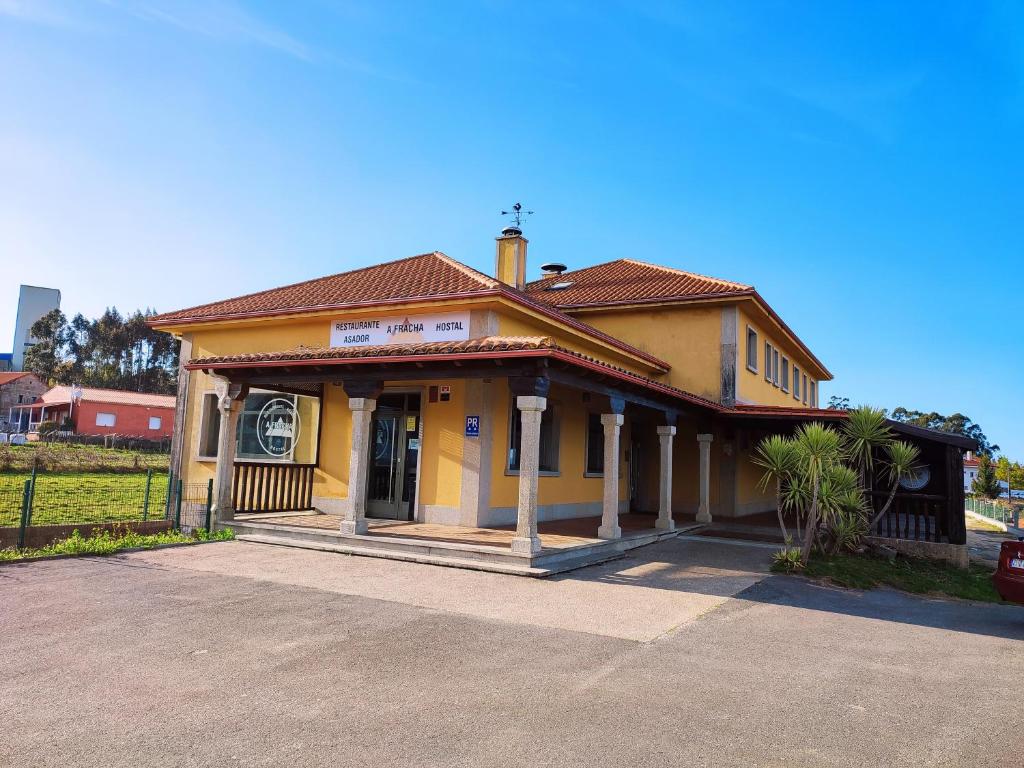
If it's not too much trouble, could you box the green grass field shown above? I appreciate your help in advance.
[0,443,170,473]
[0,472,171,528]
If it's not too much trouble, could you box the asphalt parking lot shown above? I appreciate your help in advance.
[2,537,1022,767]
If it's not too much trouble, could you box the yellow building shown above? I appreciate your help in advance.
[151,224,839,568]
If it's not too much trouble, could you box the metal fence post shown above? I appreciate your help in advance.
[205,478,214,533]
[26,468,36,527]
[164,470,174,520]
[18,479,31,549]
[142,468,153,521]
[173,478,183,531]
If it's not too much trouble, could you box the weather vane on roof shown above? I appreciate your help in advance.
[500,202,533,229]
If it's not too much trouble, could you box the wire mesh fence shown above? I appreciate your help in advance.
[966,496,1021,528]
[1,468,215,547]
[0,470,172,528]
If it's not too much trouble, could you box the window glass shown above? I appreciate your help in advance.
[810,381,817,407]
[148,416,162,430]
[199,388,320,463]
[764,342,772,381]
[96,412,116,427]
[772,349,780,386]
[802,375,808,405]
[508,402,558,473]
[199,393,221,457]
[793,367,801,399]
[586,413,604,474]
[746,328,758,370]
[781,358,790,392]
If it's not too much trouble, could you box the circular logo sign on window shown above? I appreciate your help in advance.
[898,465,931,491]
[257,398,301,457]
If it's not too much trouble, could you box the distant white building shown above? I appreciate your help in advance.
[11,285,61,371]
[964,452,979,492]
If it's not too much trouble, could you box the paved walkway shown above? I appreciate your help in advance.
[2,537,1021,767]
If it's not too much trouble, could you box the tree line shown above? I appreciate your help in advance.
[24,308,179,395]
[826,395,998,456]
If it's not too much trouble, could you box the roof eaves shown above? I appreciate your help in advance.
[748,290,832,380]
[547,288,756,311]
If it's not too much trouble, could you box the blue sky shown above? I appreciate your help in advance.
[1,1,1021,456]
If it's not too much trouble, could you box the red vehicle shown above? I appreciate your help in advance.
[993,538,1024,604]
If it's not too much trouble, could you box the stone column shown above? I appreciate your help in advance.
[697,433,714,524]
[598,412,625,540]
[511,395,546,555]
[211,377,246,524]
[656,425,677,531]
[340,396,376,536]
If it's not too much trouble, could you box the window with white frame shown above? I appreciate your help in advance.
[746,327,758,372]
[781,357,790,392]
[810,381,817,407]
[95,412,116,427]
[793,366,801,400]
[802,374,808,405]
[772,349,780,387]
[148,416,162,430]
[764,341,772,382]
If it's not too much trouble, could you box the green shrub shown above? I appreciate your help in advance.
[37,421,60,437]
[826,510,869,554]
[772,546,805,572]
[0,526,234,562]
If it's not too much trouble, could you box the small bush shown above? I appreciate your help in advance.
[36,421,60,437]
[772,546,805,572]
[826,511,869,554]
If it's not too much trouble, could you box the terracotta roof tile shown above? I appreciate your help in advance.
[189,336,553,365]
[187,336,723,412]
[39,385,176,409]
[150,252,499,324]
[149,252,670,372]
[525,259,752,308]
[0,372,39,386]
[728,404,844,419]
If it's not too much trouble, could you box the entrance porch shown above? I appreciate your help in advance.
[225,510,702,576]
[187,335,724,574]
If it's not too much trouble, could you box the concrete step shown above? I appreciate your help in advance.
[234,533,626,577]
[228,520,698,577]
[227,520,532,565]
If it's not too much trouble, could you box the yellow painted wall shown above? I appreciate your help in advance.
[570,306,723,402]
[496,314,654,377]
[736,305,821,407]
[488,382,626,510]
[735,441,774,511]
[415,382,464,511]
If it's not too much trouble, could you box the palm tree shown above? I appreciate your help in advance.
[794,422,843,565]
[869,440,922,529]
[753,435,800,542]
[841,406,892,490]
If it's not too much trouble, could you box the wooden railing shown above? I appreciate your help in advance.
[870,492,949,544]
[232,462,315,514]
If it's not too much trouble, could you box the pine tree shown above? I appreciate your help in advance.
[972,453,1001,500]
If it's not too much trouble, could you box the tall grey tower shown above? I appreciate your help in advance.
[12,285,61,371]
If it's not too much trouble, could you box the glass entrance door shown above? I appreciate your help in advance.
[366,392,421,520]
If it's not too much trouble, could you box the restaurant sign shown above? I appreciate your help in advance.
[330,311,471,348]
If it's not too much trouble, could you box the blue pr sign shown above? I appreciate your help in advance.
[465,415,480,437]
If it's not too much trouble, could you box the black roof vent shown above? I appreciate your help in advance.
[540,262,567,275]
